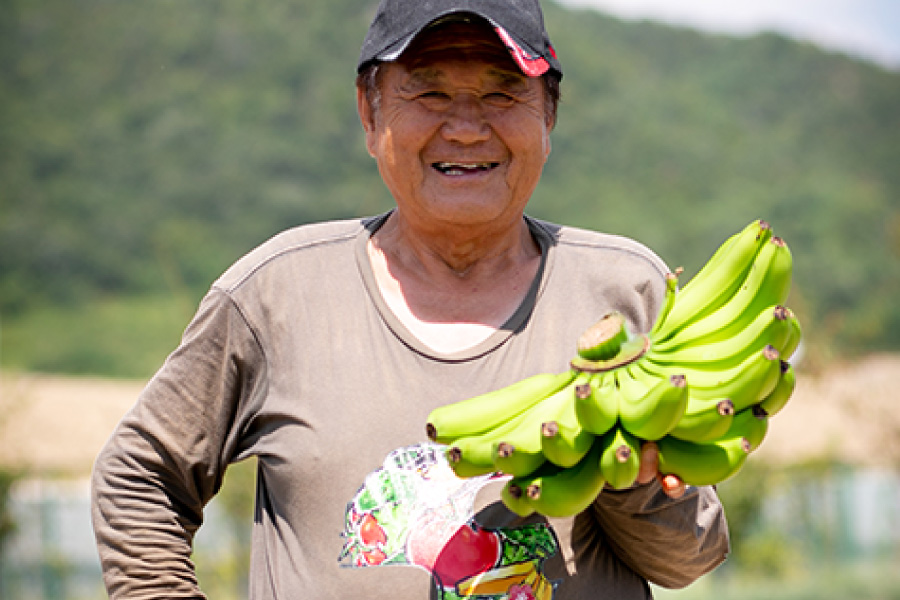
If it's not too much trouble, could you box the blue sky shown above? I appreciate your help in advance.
[557,0,900,69]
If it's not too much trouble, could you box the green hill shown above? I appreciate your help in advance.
[2,0,899,376]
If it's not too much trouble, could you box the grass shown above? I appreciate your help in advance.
[653,558,900,600]
[0,294,197,379]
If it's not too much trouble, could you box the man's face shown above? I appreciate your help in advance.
[358,19,553,230]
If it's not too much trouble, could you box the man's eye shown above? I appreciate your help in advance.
[484,92,515,106]
[419,91,450,101]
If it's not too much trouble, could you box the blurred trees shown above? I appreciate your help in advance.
[2,0,899,376]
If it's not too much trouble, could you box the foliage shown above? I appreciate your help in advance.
[0,468,21,578]
[2,0,899,377]
[656,458,900,600]
[654,560,900,600]
[195,458,256,600]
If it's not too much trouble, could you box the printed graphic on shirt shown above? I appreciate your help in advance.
[339,443,560,599]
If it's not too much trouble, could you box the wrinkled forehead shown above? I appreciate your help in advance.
[397,15,522,77]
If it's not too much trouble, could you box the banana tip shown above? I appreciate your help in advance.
[717,399,736,417]
[615,445,633,463]
[496,442,515,458]
[541,421,560,438]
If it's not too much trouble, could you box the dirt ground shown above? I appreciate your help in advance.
[1,353,898,476]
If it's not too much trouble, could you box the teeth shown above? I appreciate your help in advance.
[435,162,495,174]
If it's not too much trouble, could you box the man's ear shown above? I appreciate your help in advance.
[357,85,377,158]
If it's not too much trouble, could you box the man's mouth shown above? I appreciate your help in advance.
[432,162,499,176]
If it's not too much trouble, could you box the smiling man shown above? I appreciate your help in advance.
[91,1,729,598]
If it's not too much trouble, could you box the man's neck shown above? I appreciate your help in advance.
[367,213,542,352]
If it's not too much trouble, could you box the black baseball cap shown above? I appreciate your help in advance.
[358,0,562,78]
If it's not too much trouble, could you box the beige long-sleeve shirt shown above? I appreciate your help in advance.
[91,213,729,599]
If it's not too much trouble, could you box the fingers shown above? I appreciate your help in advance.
[659,473,686,499]
[636,441,659,485]
[639,441,686,498]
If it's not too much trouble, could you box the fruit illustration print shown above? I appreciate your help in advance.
[340,443,559,598]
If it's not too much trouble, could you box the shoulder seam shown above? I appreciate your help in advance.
[531,217,669,280]
[213,225,362,294]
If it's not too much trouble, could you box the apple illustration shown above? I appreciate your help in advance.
[430,522,501,587]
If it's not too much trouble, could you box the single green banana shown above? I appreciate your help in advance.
[645,345,782,414]
[576,311,630,361]
[501,477,536,518]
[599,426,642,490]
[653,235,792,352]
[574,371,619,436]
[656,434,751,487]
[511,437,607,518]
[652,220,772,343]
[445,379,579,477]
[780,309,803,361]
[492,381,585,477]
[648,270,681,339]
[617,364,689,441]
[714,405,770,450]
[668,397,735,443]
[446,410,540,478]
[445,438,501,478]
[540,373,596,468]
[426,369,578,443]
[758,360,796,417]
[683,345,783,413]
[647,304,793,371]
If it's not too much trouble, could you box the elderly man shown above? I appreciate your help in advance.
[91,0,729,598]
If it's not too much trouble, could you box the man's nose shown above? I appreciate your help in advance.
[441,95,491,144]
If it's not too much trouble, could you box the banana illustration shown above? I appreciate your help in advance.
[456,562,539,596]
[652,220,772,343]
[758,360,796,417]
[668,397,735,443]
[508,437,607,518]
[599,426,642,490]
[656,434,751,487]
[647,304,793,370]
[426,370,578,444]
[617,365,689,441]
[574,371,619,436]
[539,373,596,468]
[653,235,793,351]
[576,311,630,361]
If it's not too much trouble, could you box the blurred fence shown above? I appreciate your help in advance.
[1,466,898,599]
[0,478,244,600]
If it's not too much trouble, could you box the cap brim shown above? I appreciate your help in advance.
[366,12,556,78]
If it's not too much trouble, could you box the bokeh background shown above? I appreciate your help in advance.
[1,0,898,597]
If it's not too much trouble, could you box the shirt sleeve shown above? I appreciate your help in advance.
[591,480,730,589]
[90,288,267,599]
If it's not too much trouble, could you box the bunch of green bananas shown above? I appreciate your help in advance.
[426,219,802,518]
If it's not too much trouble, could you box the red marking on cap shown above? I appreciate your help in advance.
[494,25,550,77]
